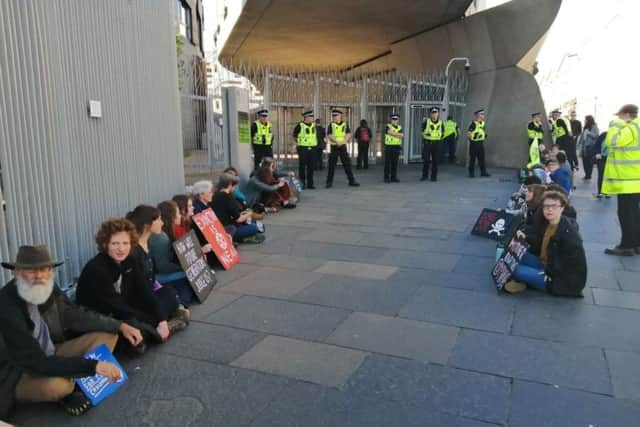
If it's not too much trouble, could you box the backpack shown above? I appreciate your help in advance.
[359,127,370,142]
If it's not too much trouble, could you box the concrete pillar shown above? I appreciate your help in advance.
[222,85,253,176]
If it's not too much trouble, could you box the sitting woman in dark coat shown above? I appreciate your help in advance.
[76,216,187,349]
[251,157,296,212]
[503,191,587,297]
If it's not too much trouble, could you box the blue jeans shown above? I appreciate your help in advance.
[233,223,259,241]
[157,272,196,306]
[512,252,547,290]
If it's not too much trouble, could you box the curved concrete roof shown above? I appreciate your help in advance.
[219,0,473,69]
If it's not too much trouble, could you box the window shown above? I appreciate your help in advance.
[178,0,193,44]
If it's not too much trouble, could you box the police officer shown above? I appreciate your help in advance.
[384,113,403,183]
[602,104,640,256]
[250,109,274,170]
[467,109,491,177]
[421,107,444,182]
[293,110,317,189]
[326,109,360,188]
[527,112,544,147]
[443,114,459,163]
[551,109,576,168]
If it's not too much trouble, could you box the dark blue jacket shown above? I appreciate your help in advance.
[550,168,571,193]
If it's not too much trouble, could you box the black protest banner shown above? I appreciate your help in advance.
[471,208,515,241]
[492,237,529,290]
[173,230,217,302]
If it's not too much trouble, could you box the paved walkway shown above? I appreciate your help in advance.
[13,163,640,426]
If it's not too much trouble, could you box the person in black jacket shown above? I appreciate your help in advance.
[504,191,587,297]
[0,245,142,417]
[354,119,372,169]
[76,218,183,348]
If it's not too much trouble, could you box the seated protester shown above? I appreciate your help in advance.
[171,194,194,238]
[212,173,265,244]
[504,191,587,297]
[523,184,547,226]
[546,158,571,194]
[77,217,186,349]
[223,167,249,208]
[149,201,208,306]
[225,167,267,220]
[252,157,296,212]
[191,180,214,214]
[510,175,543,212]
[1,245,143,417]
[556,150,574,189]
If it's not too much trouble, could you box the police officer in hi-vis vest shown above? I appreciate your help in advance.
[527,112,544,147]
[250,109,274,170]
[551,109,575,168]
[293,110,317,189]
[467,109,491,177]
[326,110,360,188]
[443,115,459,164]
[384,113,404,183]
[421,107,444,182]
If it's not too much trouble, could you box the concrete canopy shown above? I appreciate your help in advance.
[220,0,473,69]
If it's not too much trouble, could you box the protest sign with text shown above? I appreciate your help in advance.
[192,208,240,270]
[492,237,529,290]
[76,344,127,406]
[173,230,217,302]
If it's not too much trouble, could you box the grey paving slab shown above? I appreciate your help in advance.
[251,381,494,427]
[290,274,420,316]
[206,295,351,341]
[389,267,496,293]
[511,299,640,352]
[593,288,640,310]
[299,229,365,244]
[452,255,497,274]
[344,354,510,424]
[290,240,388,264]
[621,256,640,272]
[232,335,367,387]
[252,254,327,271]
[398,286,514,332]
[616,269,640,291]
[605,350,640,401]
[326,312,459,364]
[159,321,264,364]
[377,249,461,271]
[190,290,243,321]
[450,330,612,394]
[222,266,323,298]
[587,269,620,289]
[313,260,397,280]
[214,262,260,287]
[509,380,640,427]
[13,352,291,427]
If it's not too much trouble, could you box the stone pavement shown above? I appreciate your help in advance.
[12,163,640,426]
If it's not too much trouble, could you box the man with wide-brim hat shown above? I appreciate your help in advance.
[0,245,143,418]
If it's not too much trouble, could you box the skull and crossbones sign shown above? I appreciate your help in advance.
[488,218,506,236]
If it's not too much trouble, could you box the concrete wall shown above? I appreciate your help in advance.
[0,0,184,285]
[355,0,560,167]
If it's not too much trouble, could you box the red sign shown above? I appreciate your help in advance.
[192,208,239,270]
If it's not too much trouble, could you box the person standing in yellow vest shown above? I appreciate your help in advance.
[527,112,544,147]
[326,110,359,188]
[421,107,444,182]
[384,113,404,183]
[467,109,491,178]
[443,115,459,164]
[602,104,640,256]
[250,109,274,170]
[292,110,317,189]
[551,109,577,169]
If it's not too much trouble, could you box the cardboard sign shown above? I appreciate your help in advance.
[173,230,217,303]
[192,208,240,270]
[471,209,515,241]
[492,237,529,290]
[76,344,127,406]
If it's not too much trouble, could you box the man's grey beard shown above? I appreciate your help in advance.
[16,275,55,305]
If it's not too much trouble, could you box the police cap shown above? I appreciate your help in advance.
[390,114,400,120]
[331,110,343,116]
[302,110,314,117]
[474,109,485,115]
[429,107,440,114]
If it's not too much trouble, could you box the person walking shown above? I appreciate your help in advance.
[314,118,326,170]
[594,131,609,198]
[383,113,403,183]
[443,115,459,163]
[354,119,372,169]
[326,110,360,188]
[602,104,640,256]
[467,109,491,178]
[527,112,544,147]
[250,109,274,171]
[578,115,599,180]
[421,107,444,182]
[293,110,317,189]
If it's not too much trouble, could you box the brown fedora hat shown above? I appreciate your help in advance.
[1,245,64,270]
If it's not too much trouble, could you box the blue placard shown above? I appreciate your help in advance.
[76,343,128,406]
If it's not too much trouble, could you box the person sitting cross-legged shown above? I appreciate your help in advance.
[212,173,265,244]
[0,245,143,418]
[504,191,587,297]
